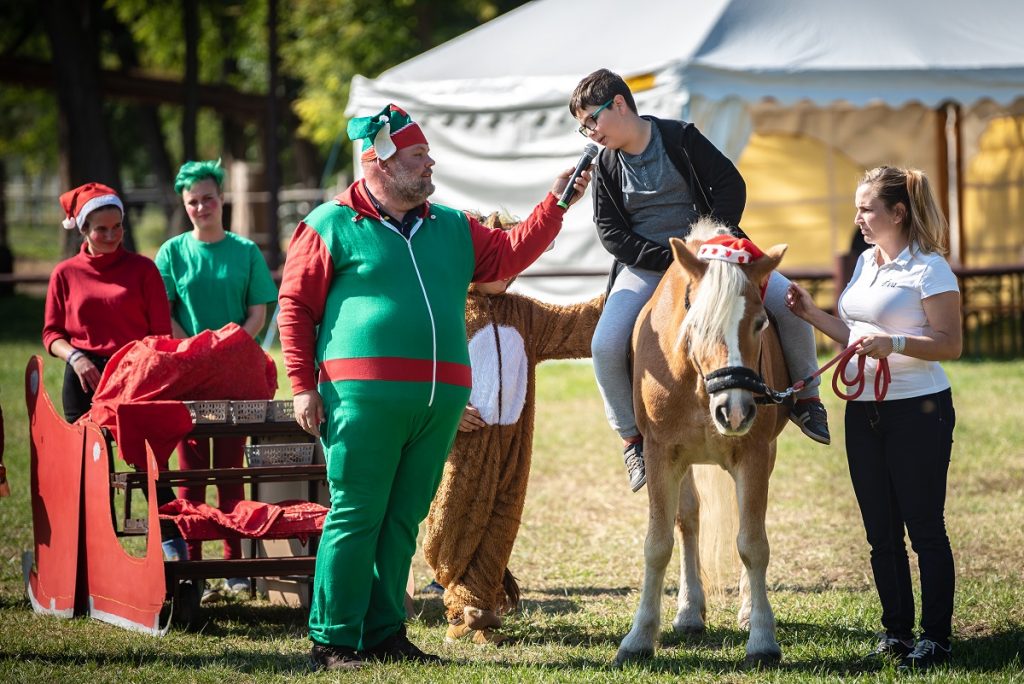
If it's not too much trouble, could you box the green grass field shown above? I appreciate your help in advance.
[0,293,1021,682]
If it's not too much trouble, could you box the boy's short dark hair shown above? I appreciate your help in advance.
[569,68,638,118]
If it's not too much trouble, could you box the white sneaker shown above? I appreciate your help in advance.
[200,582,223,605]
[226,577,251,595]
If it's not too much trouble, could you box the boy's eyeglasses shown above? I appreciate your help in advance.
[577,99,614,137]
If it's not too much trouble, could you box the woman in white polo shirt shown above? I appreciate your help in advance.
[785,166,961,672]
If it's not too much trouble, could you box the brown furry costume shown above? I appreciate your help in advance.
[423,289,602,631]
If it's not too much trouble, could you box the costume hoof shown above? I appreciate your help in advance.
[463,606,502,630]
[742,650,782,669]
[473,628,510,647]
[445,622,510,647]
[613,647,654,668]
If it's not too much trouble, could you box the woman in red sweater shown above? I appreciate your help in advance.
[42,183,172,423]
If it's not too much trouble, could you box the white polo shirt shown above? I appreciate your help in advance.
[838,243,959,401]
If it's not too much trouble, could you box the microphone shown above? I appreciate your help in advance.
[557,143,599,209]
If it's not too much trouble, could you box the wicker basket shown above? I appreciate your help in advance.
[230,400,268,424]
[245,443,315,467]
[183,400,229,424]
[265,399,296,423]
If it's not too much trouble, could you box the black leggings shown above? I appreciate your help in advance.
[845,388,956,644]
[60,352,180,540]
[61,352,109,424]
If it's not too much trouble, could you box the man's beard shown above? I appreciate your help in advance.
[385,165,434,205]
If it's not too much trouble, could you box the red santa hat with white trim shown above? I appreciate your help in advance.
[59,182,124,231]
[696,234,765,264]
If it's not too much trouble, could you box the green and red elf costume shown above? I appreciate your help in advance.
[278,105,571,652]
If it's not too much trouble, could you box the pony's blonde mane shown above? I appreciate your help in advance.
[679,219,749,361]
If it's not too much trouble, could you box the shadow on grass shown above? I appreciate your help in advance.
[410,593,592,628]
[528,585,635,598]
[183,602,310,640]
[9,604,1022,677]
[448,622,1024,677]
[0,593,30,611]
[4,648,312,676]
[953,628,1024,672]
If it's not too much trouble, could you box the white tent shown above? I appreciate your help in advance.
[347,0,1024,302]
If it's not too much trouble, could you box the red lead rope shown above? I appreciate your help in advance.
[787,337,891,402]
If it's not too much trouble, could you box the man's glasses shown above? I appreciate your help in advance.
[577,99,614,137]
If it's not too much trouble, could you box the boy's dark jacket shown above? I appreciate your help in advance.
[593,115,747,277]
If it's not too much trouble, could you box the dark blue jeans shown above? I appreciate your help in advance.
[845,388,955,645]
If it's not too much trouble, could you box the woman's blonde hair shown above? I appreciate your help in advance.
[860,166,949,256]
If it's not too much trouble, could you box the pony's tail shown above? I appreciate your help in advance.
[693,464,740,598]
[499,567,521,614]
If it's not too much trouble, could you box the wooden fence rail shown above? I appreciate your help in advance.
[3,262,1022,359]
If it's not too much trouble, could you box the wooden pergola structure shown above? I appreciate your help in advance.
[0,0,285,269]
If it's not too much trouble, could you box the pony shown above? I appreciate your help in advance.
[615,220,791,667]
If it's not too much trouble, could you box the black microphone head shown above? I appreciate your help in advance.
[583,143,599,160]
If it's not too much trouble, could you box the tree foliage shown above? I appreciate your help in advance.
[1,0,527,188]
[0,0,57,176]
[281,0,527,153]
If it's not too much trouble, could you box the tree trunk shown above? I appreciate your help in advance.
[107,9,184,238]
[217,4,249,167]
[264,0,281,271]
[284,77,321,188]
[41,0,127,257]
[414,1,433,51]
[182,0,200,162]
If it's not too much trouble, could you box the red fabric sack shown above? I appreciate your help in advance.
[89,323,278,433]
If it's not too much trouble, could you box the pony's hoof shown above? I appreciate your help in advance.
[672,621,706,635]
[671,622,704,634]
[742,650,782,669]
[613,647,654,668]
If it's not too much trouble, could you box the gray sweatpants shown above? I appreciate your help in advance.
[591,266,820,440]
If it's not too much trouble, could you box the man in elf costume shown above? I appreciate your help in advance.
[278,104,590,671]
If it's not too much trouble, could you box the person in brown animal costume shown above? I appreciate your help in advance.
[423,212,603,645]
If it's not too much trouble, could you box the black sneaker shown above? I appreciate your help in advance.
[863,635,914,664]
[790,399,831,445]
[898,638,951,671]
[363,624,443,664]
[623,440,646,492]
[310,642,365,671]
[421,580,444,595]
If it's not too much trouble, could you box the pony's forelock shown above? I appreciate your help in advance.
[685,217,732,247]
[679,259,748,362]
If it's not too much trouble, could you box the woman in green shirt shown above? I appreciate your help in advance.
[156,160,278,599]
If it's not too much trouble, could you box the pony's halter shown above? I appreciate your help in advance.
[703,365,793,405]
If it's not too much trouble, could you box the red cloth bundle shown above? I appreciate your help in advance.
[89,323,278,434]
[158,498,327,543]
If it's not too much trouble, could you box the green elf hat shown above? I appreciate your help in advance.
[347,104,428,162]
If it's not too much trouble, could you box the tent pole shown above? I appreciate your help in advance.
[936,103,965,264]
[935,104,951,223]
[953,103,965,265]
